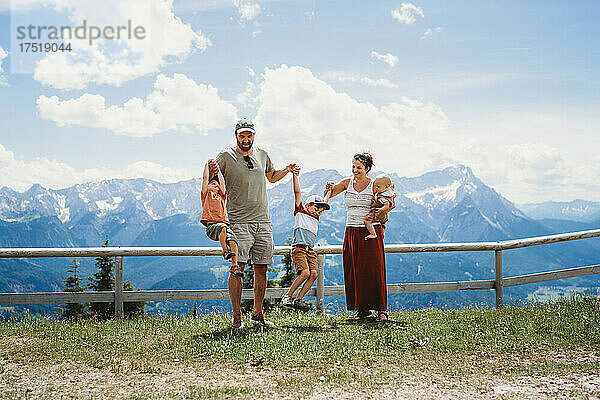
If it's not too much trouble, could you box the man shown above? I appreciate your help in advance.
[215,118,297,328]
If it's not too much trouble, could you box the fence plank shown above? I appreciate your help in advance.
[1,227,598,258]
[0,292,114,305]
[504,265,600,287]
[387,280,495,294]
[114,256,124,319]
[495,250,503,309]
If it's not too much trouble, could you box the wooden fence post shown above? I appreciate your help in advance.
[316,254,325,314]
[495,250,503,309]
[115,256,124,319]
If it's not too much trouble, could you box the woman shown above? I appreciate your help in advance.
[326,153,388,321]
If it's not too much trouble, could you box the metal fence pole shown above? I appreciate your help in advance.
[115,256,124,319]
[316,254,325,314]
[495,250,503,309]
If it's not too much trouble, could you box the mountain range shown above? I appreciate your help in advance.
[1,165,599,313]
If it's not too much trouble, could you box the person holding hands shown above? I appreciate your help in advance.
[281,166,331,312]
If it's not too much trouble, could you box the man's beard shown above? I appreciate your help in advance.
[237,140,253,151]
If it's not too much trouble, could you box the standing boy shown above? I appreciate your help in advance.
[282,168,331,312]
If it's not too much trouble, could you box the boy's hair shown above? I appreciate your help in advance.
[374,174,391,186]
[307,202,327,210]
[208,174,219,184]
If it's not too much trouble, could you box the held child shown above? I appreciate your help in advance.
[200,159,241,277]
[281,167,331,312]
[364,174,395,240]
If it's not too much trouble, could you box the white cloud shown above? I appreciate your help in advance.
[233,0,262,22]
[0,143,196,191]
[391,3,424,25]
[0,46,8,86]
[421,26,442,40]
[32,0,210,90]
[324,72,398,88]
[37,73,237,137]
[371,51,399,67]
[253,65,448,176]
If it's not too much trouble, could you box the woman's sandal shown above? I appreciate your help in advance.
[376,311,388,322]
[354,310,372,320]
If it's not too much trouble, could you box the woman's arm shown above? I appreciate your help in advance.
[325,178,350,199]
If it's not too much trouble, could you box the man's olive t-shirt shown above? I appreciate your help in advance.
[215,147,274,223]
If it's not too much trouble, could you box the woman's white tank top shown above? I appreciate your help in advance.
[344,176,376,227]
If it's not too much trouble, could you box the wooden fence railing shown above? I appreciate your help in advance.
[1,228,599,317]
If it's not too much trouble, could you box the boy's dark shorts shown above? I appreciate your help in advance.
[291,245,317,274]
[206,222,237,245]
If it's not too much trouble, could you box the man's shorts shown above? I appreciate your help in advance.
[206,222,237,245]
[230,222,274,265]
[291,245,317,274]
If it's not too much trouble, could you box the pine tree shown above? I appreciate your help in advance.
[88,239,115,319]
[88,238,146,319]
[277,238,296,289]
[57,258,88,321]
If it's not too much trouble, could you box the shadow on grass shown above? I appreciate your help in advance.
[192,324,277,341]
[341,316,409,330]
[279,324,338,333]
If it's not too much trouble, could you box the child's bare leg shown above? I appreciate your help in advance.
[228,240,238,266]
[217,226,228,252]
[286,269,310,298]
[364,217,377,240]
[296,270,317,299]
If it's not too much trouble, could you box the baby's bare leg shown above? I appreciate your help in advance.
[364,213,377,240]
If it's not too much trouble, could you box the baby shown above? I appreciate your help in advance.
[364,174,395,240]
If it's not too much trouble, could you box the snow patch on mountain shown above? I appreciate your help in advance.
[404,180,461,207]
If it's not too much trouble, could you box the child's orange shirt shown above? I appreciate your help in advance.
[200,181,229,226]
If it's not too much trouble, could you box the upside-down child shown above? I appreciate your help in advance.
[364,174,395,240]
[200,159,241,277]
[281,167,331,312]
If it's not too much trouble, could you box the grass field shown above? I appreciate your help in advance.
[1,297,600,399]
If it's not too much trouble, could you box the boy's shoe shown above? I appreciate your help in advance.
[250,312,274,327]
[281,295,294,307]
[293,298,311,312]
[223,249,235,260]
[232,313,244,329]
[229,265,244,277]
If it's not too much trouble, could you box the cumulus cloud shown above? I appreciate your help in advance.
[253,65,448,175]
[0,46,8,86]
[391,3,424,25]
[233,0,261,22]
[0,143,196,191]
[37,73,237,137]
[421,26,442,40]
[32,0,210,90]
[324,72,398,88]
[371,51,399,67]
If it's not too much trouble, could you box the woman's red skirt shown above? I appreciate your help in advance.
[342,224,387,311]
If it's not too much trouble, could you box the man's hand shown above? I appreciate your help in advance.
[208,159,219,175]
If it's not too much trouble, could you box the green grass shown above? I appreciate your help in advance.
[1,296,600,399]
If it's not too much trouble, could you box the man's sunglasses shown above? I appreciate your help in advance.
[243,155,254,170]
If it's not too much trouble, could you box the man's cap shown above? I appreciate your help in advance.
[306,195,330,210]
[235,118,255,134]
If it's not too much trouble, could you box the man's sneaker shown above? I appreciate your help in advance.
[223,249,235,260]
[293,298,311,312]
[281,295,294,307]
[232,313,244,329]
[229,264,244,277]
[250,312,274,327]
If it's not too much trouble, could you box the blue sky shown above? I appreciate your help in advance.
[0,0,598,203]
